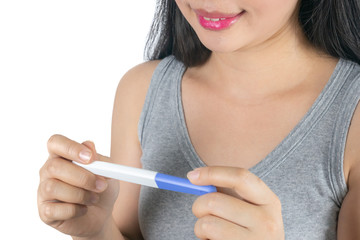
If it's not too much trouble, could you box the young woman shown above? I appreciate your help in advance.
[38,0,360,239]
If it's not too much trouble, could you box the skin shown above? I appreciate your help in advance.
[38,0,360,239]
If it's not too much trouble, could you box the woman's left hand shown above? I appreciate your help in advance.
[187,166,285,240]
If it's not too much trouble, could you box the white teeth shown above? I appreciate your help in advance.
[203,17,223,22]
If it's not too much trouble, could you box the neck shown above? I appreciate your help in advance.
[199,23,333,99]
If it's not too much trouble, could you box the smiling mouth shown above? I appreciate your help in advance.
[195,10,245,31]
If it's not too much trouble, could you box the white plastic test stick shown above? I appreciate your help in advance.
[73,161,216,196]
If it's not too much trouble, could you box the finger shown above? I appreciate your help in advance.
[192,192,261,228]
[47,134,95,164]
[39,202,87,224]
[82,140,97,158]
[187,167,278,205]
[194,215,249,240]
[39,179,100,206]
[82,140,111,163]
[40,157,108,193]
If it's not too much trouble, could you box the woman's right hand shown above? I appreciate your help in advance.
[38,134,120,239]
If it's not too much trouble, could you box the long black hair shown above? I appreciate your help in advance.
[145,0,360,67]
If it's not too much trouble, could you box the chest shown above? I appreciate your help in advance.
[181,80,320,169]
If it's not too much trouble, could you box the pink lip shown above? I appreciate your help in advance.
[194,9,245,31]
[194,9,240,18]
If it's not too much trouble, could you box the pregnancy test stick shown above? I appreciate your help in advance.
[73,161,216,196]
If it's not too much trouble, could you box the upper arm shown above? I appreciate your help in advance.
[338,103,360,239]
[110,60,160,239]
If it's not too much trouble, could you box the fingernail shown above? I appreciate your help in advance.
[187,170,200,180]
[96,178,108,192]
[79,150,92,163]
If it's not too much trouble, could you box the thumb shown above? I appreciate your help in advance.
[82,141,111,163]
[81,140,98,162]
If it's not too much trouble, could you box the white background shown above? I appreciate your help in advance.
[0,1,156,238]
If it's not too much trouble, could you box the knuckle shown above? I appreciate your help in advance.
[258,213,281,235]
[205,193,219,210]
[194,216,216,238]
[45,158,60,176]
[236,168,250,181]
[254,174,264,186]
[194,219,206,238]
[230,168,251,189]
[206,167,217,181]
[65,205,77,218]
[206,167,215,178]
[40,156,62,180]
[67,204,87,219]
[74,189,87,204]
[64,141,77,157]
[41,204,54,222]
[192,194,216,217]
[264,218,280,234]
[236,168,258,187]
[77,172,94,189]
[43,179,57,197]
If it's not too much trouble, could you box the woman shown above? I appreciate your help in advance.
[38,0,360,239]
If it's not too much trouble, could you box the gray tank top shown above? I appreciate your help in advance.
[138,56,360,239]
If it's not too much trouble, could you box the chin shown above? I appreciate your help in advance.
[196,32,249,54]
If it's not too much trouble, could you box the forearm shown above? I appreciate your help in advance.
[72,217,128,240]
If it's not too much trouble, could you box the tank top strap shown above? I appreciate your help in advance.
[329,60,360,204]
[138,56,186,145]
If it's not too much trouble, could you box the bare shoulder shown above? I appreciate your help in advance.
[112,60,161,126]
[111,59,161,165]
[115,60,161,104]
